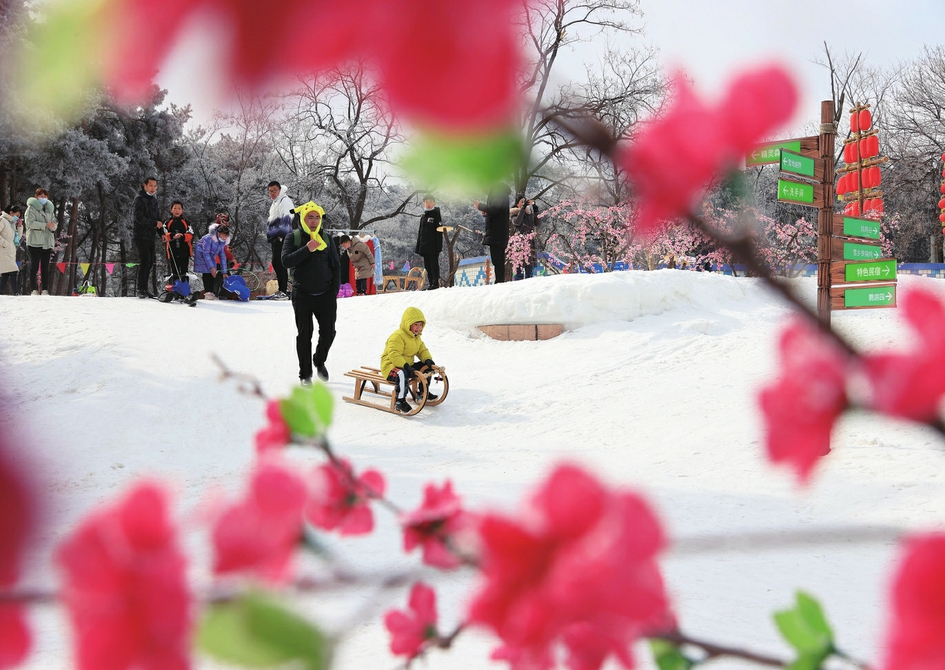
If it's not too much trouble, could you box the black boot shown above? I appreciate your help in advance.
[395,398,412,414]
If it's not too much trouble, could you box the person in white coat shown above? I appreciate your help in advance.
[266,180,295,299]
[0,205,24,295]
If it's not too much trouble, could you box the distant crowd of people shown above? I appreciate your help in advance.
[1,178,542,389]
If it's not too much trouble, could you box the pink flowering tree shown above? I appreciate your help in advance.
[543,201,640,273]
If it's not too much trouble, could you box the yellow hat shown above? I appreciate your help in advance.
[294,201,327,251]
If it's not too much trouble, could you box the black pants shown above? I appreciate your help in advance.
[168,248,189,281]
[0,271,18,295]
[135,239,155,295]
[202,273,220,295]
[27,246,51,292]
[271,238,288,293]
[355,277,368,295]
[489,243,507,283]
[292,290,337,380]
[422,252,441,289]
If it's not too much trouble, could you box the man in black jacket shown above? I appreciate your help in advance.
[132,177,163,298]
[282,201,340,384]
[474,183,511,283]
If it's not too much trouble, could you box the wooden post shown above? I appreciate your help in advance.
[817,100,836,325]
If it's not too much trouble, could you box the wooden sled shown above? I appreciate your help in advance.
[342,365,449,417]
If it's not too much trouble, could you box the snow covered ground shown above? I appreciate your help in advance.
[2,270,944,670]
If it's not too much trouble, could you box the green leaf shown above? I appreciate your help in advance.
[400,130,523,193]
[773,591,834,661]
[795,591,833,641]
[198,592,330,670]
[16,0,110,120]
[280,383,333,438]
[649,639,693,670]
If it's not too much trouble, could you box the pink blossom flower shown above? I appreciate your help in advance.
[758,320,848,484]
[467,464,669,670]
[105,0,521,132]
[0,604,30,670]
[401,480,471,569]
[373,0,521,131]
[620,66,797,235]
[0,429,35,669]
[55,481,192,670]
[254,400,292,454]
[212,459,308,582]
[882,533,945,670]
[305,459,386,536]
[864,288,945,422]
[383,582,439,658]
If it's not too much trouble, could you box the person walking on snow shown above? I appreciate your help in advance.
[266,180,294,299]
[282,201,340,384]
[380,306,438,414]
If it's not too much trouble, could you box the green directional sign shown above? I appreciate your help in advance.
[748,140,802,166]
[843,241,882,261]
[844,285,896,308]
[835,215,881,241]
[778,179,814,204]
[780,150,816,178]
[844,259,897,282]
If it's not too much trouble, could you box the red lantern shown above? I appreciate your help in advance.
[941,152,945,162]
[938,198,945,209]
[835,175,846,195]
[844,142,858,164]
[938,213,945,223]
[870,135,880,157]
[846,201,861,217]
[940,183,945,194]
[870,167,881,188]
[850,112,860,133]
[859,109,872,131]
[862,169,873,190]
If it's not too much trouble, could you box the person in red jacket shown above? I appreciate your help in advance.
[162,201,193,281]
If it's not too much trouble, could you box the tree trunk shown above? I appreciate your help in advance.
[119,239,128,297]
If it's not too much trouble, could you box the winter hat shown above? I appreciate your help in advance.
[215,213,230,225]
[294,201,327,251]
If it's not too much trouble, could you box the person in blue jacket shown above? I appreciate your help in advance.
[194,223,230,299]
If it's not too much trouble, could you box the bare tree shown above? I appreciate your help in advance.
[515,0,664,202]
[276,63,415,232]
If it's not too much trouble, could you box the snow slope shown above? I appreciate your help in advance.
[2,270,944,670]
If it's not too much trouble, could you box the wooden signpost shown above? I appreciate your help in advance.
[828,283,897,310]
[748,100,896,323]
[746,137,820,166]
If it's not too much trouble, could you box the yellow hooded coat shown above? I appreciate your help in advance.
[381,306,432,378]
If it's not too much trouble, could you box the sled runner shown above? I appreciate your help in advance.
[342,365,449,417]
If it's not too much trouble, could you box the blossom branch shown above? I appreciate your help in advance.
[657,629,788,668]
[211,353,268,399]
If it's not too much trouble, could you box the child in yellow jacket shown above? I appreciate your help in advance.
[381,306,437,413]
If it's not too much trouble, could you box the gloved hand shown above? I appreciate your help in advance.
[423,359,435,369]
[402,363,416,380]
